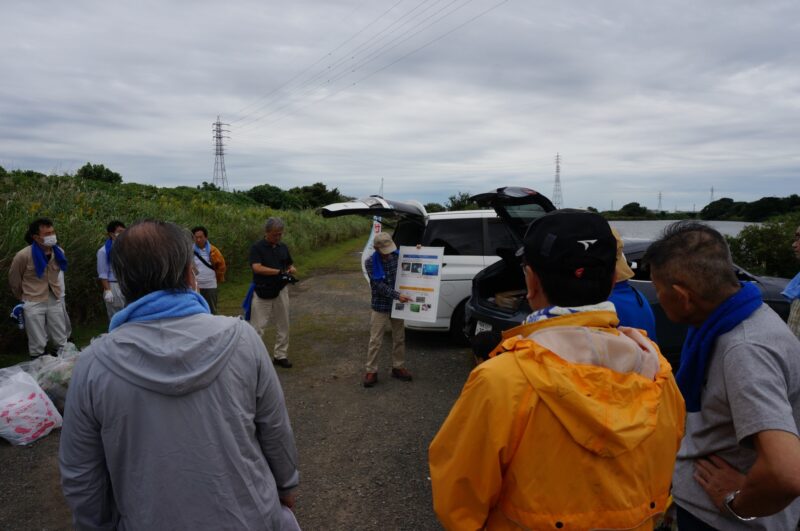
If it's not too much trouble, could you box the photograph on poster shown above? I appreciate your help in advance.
[422,264,439,276]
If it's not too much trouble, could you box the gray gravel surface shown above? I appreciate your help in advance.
[0,252,474,530]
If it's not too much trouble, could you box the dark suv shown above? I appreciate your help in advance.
[464,234,791,368]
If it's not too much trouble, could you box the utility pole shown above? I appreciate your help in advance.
[212,116,230,191]
[552,153,563,209]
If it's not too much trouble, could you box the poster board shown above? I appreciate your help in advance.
[391,246,444,323]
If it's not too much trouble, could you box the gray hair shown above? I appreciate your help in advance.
[265,217,285,233]
[112,220,193,303]
[643,220,739,302]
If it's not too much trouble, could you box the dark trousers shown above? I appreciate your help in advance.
[199,288,218,314]
[676,505,718,531]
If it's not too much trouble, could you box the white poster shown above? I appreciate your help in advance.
[391,246,444,323]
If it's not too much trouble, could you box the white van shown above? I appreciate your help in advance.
[321,187,554,342]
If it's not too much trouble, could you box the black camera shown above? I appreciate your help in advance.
[279,273,299,285]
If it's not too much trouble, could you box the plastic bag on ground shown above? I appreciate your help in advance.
[21,343,81,412]
[0,368,63,446]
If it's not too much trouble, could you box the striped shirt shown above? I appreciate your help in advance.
[789,298,800,340]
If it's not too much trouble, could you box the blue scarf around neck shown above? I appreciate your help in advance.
[782,272,800,301]
[676,282,762,412]
[31,243,67,278]
[193,241,211,256]
[370,250,397,281]
[109,289,210,331]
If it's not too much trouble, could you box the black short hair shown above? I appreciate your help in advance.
[191,226,208,237]
[470,331,503,362]
[112,220,193,302]
[531,260,615,307]
[25,217,54,244]
[106,220,126,234]
[643,221,739,301]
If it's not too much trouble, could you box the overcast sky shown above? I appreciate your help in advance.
[2,0,798,210]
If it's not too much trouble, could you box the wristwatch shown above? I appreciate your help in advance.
[723,490,757,521]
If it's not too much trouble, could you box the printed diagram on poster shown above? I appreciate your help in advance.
[391,246,444,323]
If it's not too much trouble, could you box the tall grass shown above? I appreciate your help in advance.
[0,174,368,353]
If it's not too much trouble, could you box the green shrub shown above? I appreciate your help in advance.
[727,212,800,277]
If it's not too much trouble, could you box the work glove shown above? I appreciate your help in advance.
[103,290,114,303]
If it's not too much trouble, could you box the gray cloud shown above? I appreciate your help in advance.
[2,0,798,211]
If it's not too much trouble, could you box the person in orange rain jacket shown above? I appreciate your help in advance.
[429,210,685,530]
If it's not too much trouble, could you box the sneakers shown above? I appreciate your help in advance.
[363,372,378,388]
[391,367,413,382]
[272,358,293,369]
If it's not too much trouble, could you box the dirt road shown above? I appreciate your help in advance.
[0,251,474,530]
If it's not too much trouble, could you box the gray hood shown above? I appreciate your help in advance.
[96,314,244,396]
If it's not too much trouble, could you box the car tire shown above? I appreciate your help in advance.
[449,302,470,346]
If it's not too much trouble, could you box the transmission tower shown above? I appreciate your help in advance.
[657,191,663,212]
[709,186,715,204]
[552,153,563,209]
[212,116,230,191]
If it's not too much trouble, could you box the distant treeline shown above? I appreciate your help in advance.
[700,195,800,222]
[0,163,353,212]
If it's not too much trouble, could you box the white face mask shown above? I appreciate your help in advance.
[42,235,58,247]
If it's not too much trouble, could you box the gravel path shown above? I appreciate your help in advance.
[0,252,474,530]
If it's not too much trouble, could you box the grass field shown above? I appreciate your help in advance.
[0,236,367,368]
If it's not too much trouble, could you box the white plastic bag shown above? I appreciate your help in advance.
[0,369,63,446]
[26,345,81,412]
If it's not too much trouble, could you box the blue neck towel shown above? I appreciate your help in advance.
[104,238,113,269]
[782,272,800,301]
[31,243,67,278]
[370,250,398,281]
[676,282,762,412]
[109,289,210,331]
[193,242,211,256]
[242,283,255,321]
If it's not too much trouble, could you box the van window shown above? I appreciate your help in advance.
[422,218,483,256]
[393,218,425,247]
[486,218,518,255]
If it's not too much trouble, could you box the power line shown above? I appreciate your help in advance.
[235,0,448,131]
[229,0,410,125]
[238,0,507,134]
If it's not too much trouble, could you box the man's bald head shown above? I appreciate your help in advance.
[644,221,739,304]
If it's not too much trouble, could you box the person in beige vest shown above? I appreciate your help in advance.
[8,217,69,357]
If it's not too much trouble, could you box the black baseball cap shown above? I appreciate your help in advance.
[517,209,616,280]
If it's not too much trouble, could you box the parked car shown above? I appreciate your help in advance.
[465,233,792,369]
[320,187,555,341]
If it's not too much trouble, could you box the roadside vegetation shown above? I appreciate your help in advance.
[0,167,368,360]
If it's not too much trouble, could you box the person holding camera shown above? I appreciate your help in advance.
[249,217,296,368]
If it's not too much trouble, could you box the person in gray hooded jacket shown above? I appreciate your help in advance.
[59,220,300,531]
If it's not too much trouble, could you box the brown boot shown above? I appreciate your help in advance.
[391,367,413,382]
[363,372,378,388]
